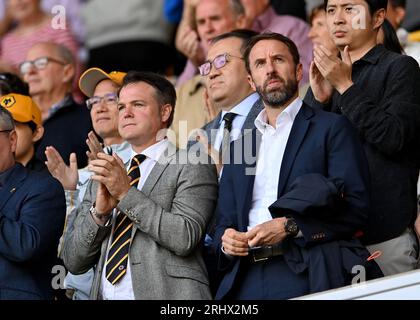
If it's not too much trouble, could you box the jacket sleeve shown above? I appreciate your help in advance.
[0,176,66,262]
[117,162,218,257]
[338,56,420,156]
[288,116,371,246]
[61,180,111,275]
[212,160,240,271]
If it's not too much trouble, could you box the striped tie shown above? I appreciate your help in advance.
[105,154,146,285]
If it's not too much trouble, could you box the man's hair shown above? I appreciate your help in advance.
[120,71,177,128]
[244,32,300,75]
[389,0,406,8]
[323,0,388,15]
[211,29,259,55]
[0,106,15,131]
[228,0,246,17]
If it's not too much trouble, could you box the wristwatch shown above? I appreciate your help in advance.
[284,218,299,238]
[90,203,111,222]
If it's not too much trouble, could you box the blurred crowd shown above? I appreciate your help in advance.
[0,0,419,300]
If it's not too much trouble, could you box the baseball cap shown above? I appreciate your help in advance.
[79,68,126,98]
[0,93,42,126]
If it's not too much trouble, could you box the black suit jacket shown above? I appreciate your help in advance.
[0,164,66,299]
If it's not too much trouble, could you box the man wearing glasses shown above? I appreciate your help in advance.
[44,68,131,300]
[189,29,262,297]
[0,105,66,299]
[193,29,262,176]
[20,42,92,169]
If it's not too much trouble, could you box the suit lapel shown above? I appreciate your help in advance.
[241,98,263,131]
[277,104,314,197]
[0,164,27,211]
[130,144,177,241]
[140,142,177,197]
[237,129,261,230]
[206,112,222,147]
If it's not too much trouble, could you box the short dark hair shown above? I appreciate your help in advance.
[211,29,259,55]
[120,71,177,128]
[0,73,29,96]
[244,32,300,75]
[389,0,406,8]
[323,0,388,15]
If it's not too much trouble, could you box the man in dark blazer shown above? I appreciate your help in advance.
[189,30,263,172]
[213,33,372,300]
[0,105,66,300]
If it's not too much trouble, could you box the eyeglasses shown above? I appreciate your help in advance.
[19,57,67,75]
[86,93,118,110]
[0,129,12,134]
[198,53,243,76]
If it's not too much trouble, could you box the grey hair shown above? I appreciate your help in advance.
[0,106,15,131]
[55,43,75,65]
[229,0,245,17]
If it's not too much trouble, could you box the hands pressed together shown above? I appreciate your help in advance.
[310,45,354,103]
[221,217,288,257]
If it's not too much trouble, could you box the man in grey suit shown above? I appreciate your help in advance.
[62,71,218,300]
[191,30,263,176]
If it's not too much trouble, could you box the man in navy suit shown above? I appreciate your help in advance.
[213,33,373,299]
[0,105,65,299]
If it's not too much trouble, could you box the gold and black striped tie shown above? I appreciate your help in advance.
[105,154,146,285]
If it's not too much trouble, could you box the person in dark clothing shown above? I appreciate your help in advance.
[0,93,46,172]
[21,42,92,168]
[304,0,420,276]
[0,105,66,300]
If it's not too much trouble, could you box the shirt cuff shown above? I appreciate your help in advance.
[221,245,234,260]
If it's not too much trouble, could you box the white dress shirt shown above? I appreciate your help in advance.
[213,92,259,151]
[101,138,169,300]
[248,98,302,230]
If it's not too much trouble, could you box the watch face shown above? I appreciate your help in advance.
[286,219,298,235]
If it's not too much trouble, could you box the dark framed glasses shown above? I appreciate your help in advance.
[86,93,118,110]
[198,53,243,76]
[19,56,67,75]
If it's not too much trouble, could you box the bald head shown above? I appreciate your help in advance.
[23,42,76,107]
[195,0,246,50]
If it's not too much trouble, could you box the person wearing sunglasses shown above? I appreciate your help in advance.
[21,42,93,170]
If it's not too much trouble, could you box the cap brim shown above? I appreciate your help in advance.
[79,68,111,98]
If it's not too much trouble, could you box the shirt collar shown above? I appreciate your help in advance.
[0,163,18,188]
[219,92,260,125]
[254,97,302,133]
[253,6,275,32]
[129,138,169,164]
[357,44,386,65]
[47,94,74,119]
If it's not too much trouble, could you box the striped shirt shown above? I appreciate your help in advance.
[0,18,79,69]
